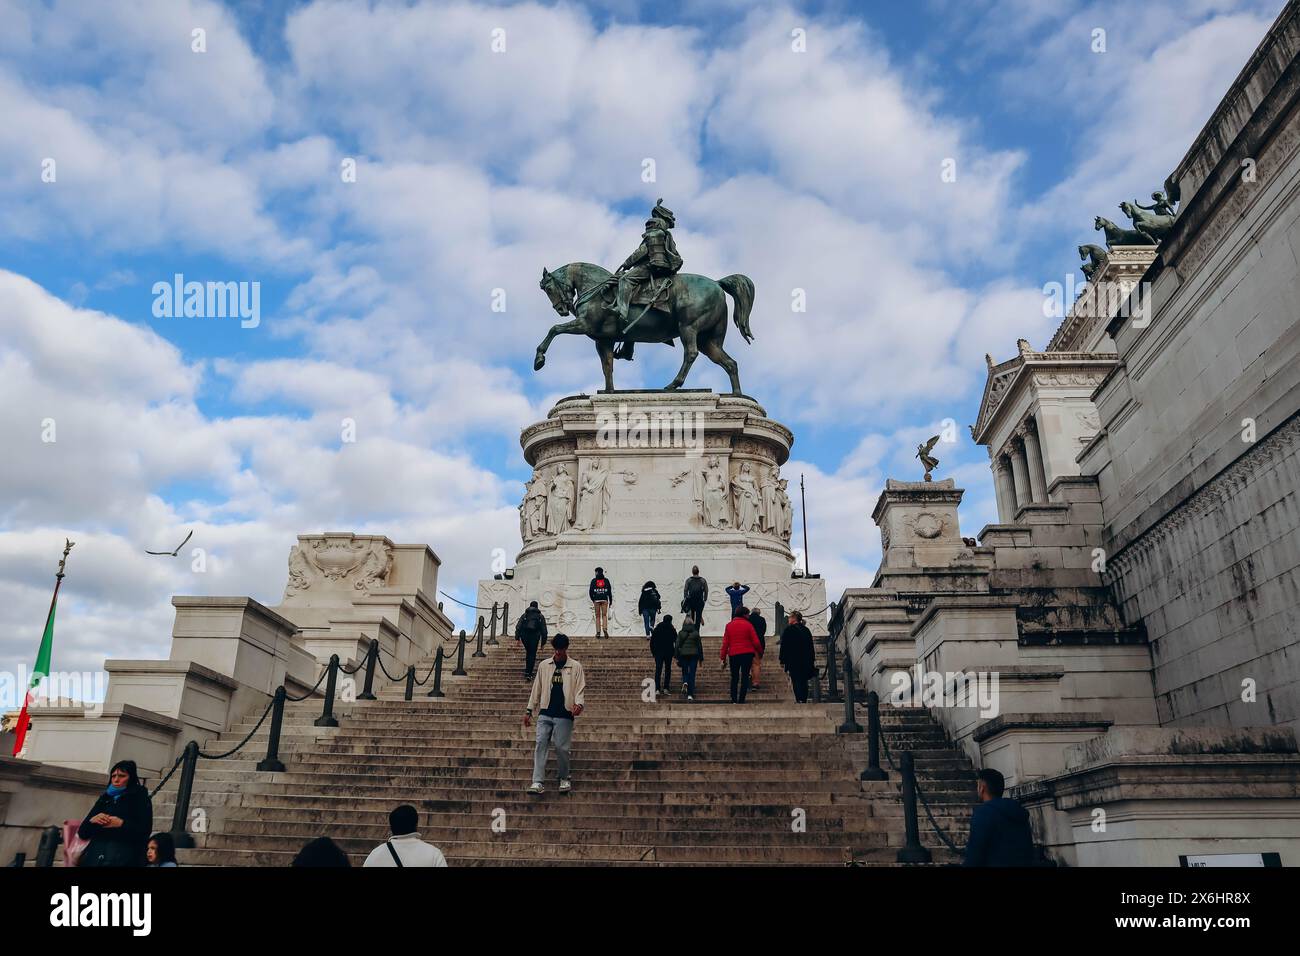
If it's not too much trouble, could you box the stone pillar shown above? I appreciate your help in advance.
[993,458,1016,522]
[1021,425,1048,503]
[1008,442,1030,515]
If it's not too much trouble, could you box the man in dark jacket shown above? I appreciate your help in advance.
[516,601,548,679]
[638,581,662,637]
[682,566,708,627]
[749,608,768,689]
[649,614,678,694]
[778,609,815,702]
[78,759,153,867]
[963,768,1037,866]
[589,567,613,638]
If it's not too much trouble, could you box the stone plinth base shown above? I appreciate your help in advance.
[483,391,825,635]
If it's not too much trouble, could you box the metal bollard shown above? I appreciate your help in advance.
[826,637,840,702]
[35,826,61,867]
[453,629,468,676]
[837,649,862,734]
[487,602,499,646]
[314,655,340,728]
[358,639,379,701]
[169,740,200,849]
[257,686,287,772]
[404,666,415,702]
[501,601,510,639]
[774,601,785,641]
[811,666,822,703]
[426,646,446,698]
[473,615,487,658]
[8,852,25,867]
[860,691,888,780]
[896,751,933,864]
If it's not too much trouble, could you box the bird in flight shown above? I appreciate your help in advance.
[146,529,193,556]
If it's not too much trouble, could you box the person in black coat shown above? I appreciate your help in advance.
[749,608,768,689]
[77,759,153,867]
[650,614,678,694]
[963,768,1038,867]
[637,581,662,637]
[515,601,549,679]
[777,610,816,703]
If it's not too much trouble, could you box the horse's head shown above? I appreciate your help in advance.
[1078,245,1088,260]
[540,266,572,317]
[1095,216,1111,231]
[1118,201,1137,219]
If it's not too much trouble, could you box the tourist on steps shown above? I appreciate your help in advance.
[363,804,448,867]
[674,612,704,701]
[515,600,548,679]
[778,610,815,703]
[749,607,768,690]
[589,567,613,638]
[146,832,178,867]
[963,768,1038,867]
[291,837,351,867]
[638,580,662,636]
[725,581,750,612]
[76,759,153,867]
[719,606,762,704]
[524,633,586,794]
[683,566,709,626]
[650,613,678,695]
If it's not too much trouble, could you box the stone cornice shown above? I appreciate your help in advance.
[1047,246,1158,352]
[972,352,1117,446]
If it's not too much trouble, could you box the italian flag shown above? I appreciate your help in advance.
[12,547,68,757]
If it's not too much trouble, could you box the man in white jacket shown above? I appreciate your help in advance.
[523,633,586,794]
[362,804,448,867]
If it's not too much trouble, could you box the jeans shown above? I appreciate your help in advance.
[728,653,754,703]
[532,714,574,784]
[654,654,673,690]
[642,609,657,636]
[685,598,705,627]
[680,657,699,697]
[593,601,609,634]
[520,636,540,675]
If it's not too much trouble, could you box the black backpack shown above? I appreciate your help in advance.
[686,577,706,602]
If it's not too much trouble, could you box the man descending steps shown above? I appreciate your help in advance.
[523,633,586,794]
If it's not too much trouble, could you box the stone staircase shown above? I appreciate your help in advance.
[156,632,974,865]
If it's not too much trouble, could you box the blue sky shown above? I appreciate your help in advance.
[0,0,1285,689]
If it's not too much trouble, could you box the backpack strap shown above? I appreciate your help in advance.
[386,840,404,867]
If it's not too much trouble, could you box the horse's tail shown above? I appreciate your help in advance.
[718,274,754,342]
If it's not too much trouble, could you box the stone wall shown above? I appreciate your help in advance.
[1084,9,1300,735]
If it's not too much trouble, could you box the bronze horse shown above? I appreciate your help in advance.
[536,262,754,394]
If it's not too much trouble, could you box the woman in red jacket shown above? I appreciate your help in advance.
[719,606,762,704]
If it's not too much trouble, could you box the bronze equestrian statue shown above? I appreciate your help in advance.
[535,199,755,394]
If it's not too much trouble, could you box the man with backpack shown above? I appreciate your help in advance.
[683,565,709,627]
[589,567,613,638]
[515,600,549,679]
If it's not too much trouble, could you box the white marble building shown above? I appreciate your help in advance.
[835,1,1300,865]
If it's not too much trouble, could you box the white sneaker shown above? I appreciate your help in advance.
[527,782,545,794]
[559,779,572,792]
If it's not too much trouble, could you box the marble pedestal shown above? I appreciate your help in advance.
[480,391,826,636]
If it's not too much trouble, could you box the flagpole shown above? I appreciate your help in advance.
[800,473,810,577]
[13,539,73,758]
